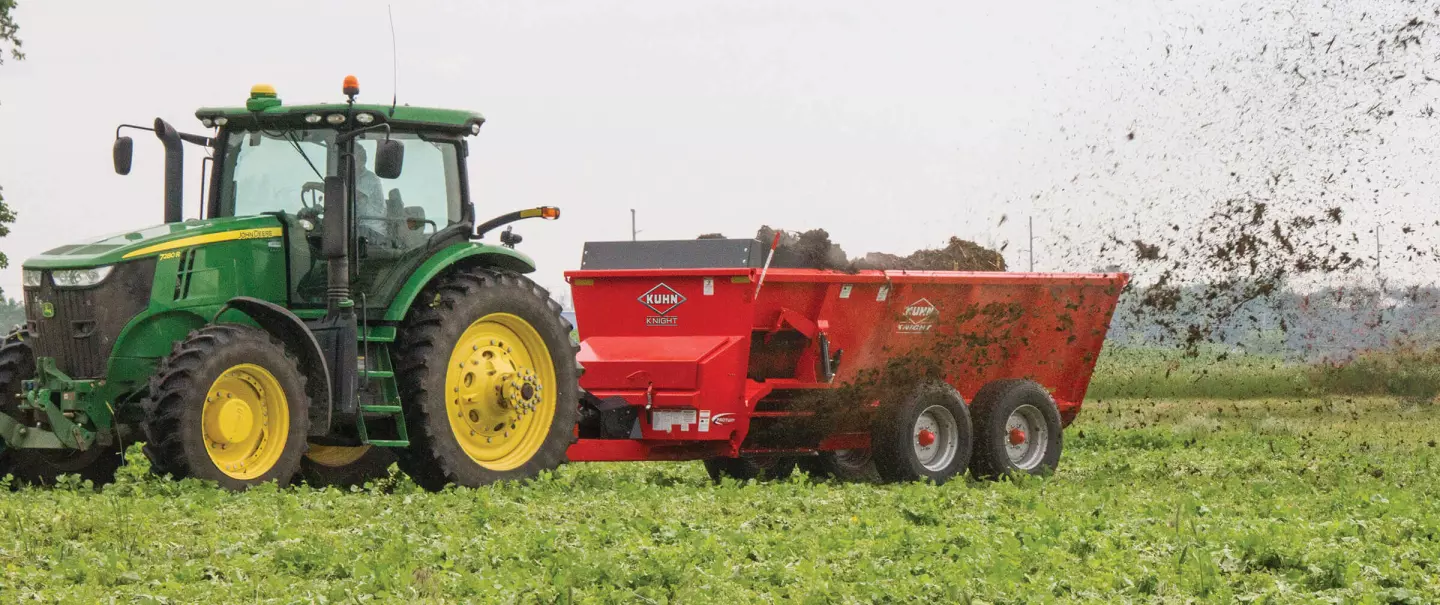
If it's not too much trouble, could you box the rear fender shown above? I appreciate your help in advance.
[382,242,536,322]
[214,296,333,436]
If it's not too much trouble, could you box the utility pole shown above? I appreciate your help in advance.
[631,209,638,242]
[1028,216,1034,272]
[1375,224,1381,272]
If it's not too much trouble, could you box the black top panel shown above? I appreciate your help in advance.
[581,239,758,269]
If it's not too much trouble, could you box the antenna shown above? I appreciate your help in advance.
[388,5,399,116]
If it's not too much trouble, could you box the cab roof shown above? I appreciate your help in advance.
[194,103,486,135]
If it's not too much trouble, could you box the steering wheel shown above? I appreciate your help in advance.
[294,181,327,234]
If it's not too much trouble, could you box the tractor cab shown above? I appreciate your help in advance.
[196,82,481,314]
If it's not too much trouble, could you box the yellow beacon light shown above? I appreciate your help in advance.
[246,84,282,111]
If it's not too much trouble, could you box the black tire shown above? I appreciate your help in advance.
[871,382,974,485]
[7,448,123,487]
[300,444,397,488]
[969,379,1063,479]
[704,456,797,482]
[394,267,580,490]
[0,332,31,480]
[0,331,123,487]
[141,324,311,490]
[810,449,883,483]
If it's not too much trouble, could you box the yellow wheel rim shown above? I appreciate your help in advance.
[445,312,557,471]
[305,444,371,467]
[202,363,289,480]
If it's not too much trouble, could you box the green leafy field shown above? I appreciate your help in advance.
[1,395,1437,603]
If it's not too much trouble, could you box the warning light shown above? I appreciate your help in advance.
[246,83,282,111]
[343,75,360,97]
[540,207,561,220]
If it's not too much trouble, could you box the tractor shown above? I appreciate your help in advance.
[0,77,579,490]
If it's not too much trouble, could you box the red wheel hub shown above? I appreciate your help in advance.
[1008,427,1027,446]
[916,429,936,447]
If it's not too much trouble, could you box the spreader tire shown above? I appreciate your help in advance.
[704,456,797,482]
[395,268,580,490]
[301,444,396,488]
[816,449,883,483]
[968,379,1063,479]
[871,383,973,485]
[0,332,123,487]
[141,324,311,490]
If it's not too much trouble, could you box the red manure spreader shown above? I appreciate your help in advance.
[564,239,1128,483]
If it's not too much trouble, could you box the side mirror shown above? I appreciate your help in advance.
[322,175,349,259]
[374,139,404,179]
[112,137,134,175]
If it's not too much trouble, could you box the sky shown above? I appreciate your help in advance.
[1,0,1436,303]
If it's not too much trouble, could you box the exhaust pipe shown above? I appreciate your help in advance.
[153,118,184,223]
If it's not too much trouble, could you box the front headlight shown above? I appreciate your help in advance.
[22,269,43,288]
[51,266,113,288]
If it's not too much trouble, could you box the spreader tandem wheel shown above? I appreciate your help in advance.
[968,379,1063,479]
[395,268,579,490]
[141,324,312,490]
[704,456,797,482]
[871,383,974,485]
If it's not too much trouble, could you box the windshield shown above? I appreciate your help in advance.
[217,128,336,217]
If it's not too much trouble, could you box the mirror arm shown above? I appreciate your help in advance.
[179,132,213,147]
[115,123,154,138]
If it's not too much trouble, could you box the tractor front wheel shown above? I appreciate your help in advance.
[142,325,311,490]
[395,268,579,490]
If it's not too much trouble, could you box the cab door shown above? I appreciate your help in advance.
[350,132,466,311]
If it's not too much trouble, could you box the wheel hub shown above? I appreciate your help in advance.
[916,428,937,447]
[1008,427,1027,446]
[912,405,960,472]
[201,364,289,480]
[445,313,557,471]
[214,398,255,444]
[1004,404,1049,470]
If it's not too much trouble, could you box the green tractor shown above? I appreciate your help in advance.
[0,77,579,490]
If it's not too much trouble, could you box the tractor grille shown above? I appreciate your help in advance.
[23,260,155,379]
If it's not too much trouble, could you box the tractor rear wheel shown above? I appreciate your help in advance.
[968,379,1063,479]
[301,444,396,488]
[704,456,797,482]
[870,383,973,485]
[395,268,579,490]
[142,324,311,490]
[0,331,123,487]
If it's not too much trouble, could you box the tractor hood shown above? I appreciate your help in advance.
[23,215,283,269]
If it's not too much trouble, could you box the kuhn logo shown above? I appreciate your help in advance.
[639,283,686,316]
[711,413,737,426]
[898,298,938,333]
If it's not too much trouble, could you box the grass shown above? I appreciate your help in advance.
[0,395,1437,602]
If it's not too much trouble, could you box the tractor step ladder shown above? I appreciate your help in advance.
[357,326,409,447]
